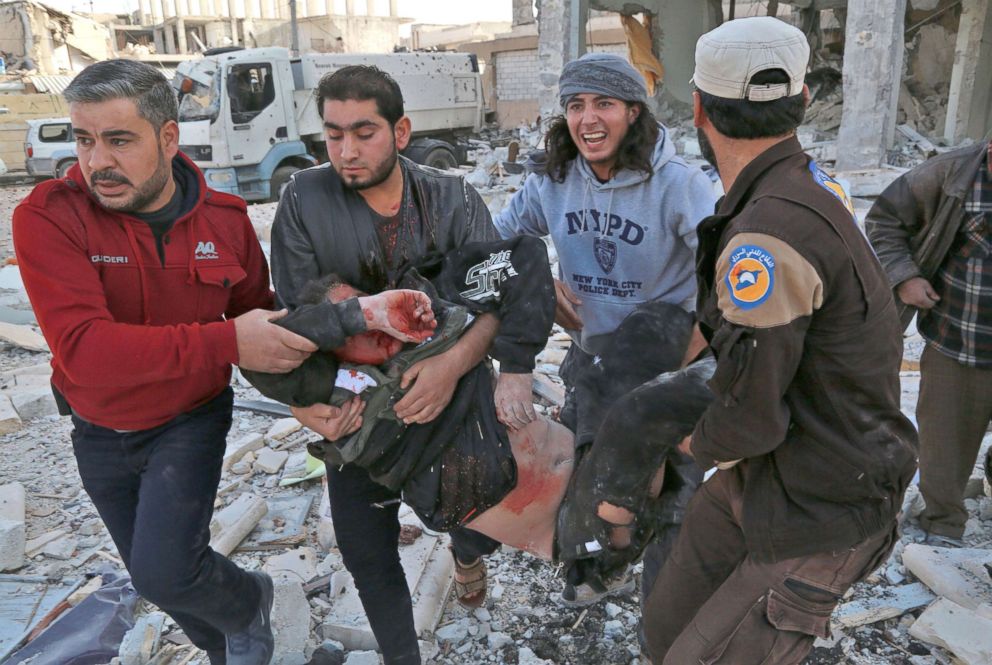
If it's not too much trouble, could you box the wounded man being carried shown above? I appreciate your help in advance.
[244,235,715,587]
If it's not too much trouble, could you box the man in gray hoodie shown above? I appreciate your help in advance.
[493,53,718,612]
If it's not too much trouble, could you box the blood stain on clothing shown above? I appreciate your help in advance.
[500,435,555,515]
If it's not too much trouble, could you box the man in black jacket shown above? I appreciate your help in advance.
[866,139,992,547]
[269,65,533,665]
[642,18,918,664]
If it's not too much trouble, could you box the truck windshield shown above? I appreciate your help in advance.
[175,67,220,123]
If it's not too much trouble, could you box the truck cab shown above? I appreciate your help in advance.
[174,47,484,202]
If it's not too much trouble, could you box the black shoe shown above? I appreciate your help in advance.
[226,571,275,665]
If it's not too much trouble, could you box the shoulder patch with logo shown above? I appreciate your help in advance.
[724,244,775,310]
[809,160,855,217]
[716,232,824,328]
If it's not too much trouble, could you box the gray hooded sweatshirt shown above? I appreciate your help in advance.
[494,124,719,351]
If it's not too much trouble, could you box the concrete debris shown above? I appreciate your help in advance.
[833,582,935,628]
[118,611,166,665]
[266,417,302,442]
[67,575,104,606]
[242,493,314,550]
[9,388,58,420]
[518,646,555,665]
[0,482,25,571]
[342,652,379,665]
[40,533,77,560]
[271,576,311,665]
[308,640,345,665]
[0,322,48,352]
[909,597,992,665]
[24,528,68,557]
[209,494,268,557]
[223,432,265,471]
[0,393,23,435]
[902,544,992,611]
[255,448,290,475]
[264,546,318,584]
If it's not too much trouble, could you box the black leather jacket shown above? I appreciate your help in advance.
[271,156,498,308]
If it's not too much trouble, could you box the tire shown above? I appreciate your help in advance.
[56,159,77,179]
[269,165,299,202]
[424,146,458,171]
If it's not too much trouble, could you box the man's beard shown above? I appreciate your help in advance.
[90,148,171,213]
[339,145,398,191]
[697,127,719,171]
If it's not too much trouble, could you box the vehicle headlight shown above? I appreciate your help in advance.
[208,171,234,184]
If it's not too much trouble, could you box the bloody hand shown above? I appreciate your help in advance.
[358,290,436,343]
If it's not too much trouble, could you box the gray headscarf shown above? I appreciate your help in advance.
[558,53,648,107]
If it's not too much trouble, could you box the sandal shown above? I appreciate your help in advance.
[450,547,487,609]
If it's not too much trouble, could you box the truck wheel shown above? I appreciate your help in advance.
[270,165,299,202]
[424,147,458,171]
[56,159,77,179]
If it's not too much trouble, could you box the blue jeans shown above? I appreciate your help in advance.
[70,388,259,653]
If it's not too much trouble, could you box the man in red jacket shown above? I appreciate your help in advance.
[12,59,434,665]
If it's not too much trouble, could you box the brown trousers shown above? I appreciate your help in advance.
[642,469,895,665]
[918,344,992,538]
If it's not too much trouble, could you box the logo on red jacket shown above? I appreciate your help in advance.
[195,241,219,260]
[725,244,775,310]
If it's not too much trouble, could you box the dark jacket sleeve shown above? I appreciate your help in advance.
[434,236,555,373]
[864,175,926,289]
[460,179,501,244]
[270,178,322,310]
[691,318,808,471]
[240,297,368,407]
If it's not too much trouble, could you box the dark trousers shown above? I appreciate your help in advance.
[918,344,992,538]
[70,388,260,653]
[643,469,895,665]
[328,462,498,665]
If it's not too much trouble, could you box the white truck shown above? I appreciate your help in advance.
[173,46,484,202]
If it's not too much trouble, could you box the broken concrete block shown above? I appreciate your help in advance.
[271,577,309,665]
[909,597,992,665]
[209,494,267,557]
[254,448,289,475]
[119,611,166,665]
[0,518,25,571]
[25,528,68,557]
[266,418,301,442]
[342,652,378,665]
[899,483,925,524]
[518,647,554,665]
[833,582,935,628]
[903,544,992,611]
[0,321,48,352]
[965,467,986,499]
[264,547,317,584]
[0,393,23,435]
[10,388,58,420]
[0,482,25,521]
[41,534,78,560]
[223,433,265,471]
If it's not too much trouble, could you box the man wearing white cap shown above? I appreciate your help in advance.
[641,17,918,664]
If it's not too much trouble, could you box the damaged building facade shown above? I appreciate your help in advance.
[467,0,990,171]
[123,0,410,56]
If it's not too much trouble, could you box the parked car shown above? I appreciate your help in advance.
[24,118,76,179]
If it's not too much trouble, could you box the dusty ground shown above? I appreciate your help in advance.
[1,175,989,665]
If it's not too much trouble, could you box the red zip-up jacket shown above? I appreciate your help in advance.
[12,154,273,430]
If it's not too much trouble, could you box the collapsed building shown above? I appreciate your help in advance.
[459,0,990,175]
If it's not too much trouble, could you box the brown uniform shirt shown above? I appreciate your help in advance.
[692,137,918,562]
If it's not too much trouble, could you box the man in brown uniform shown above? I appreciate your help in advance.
[641,17,918,665]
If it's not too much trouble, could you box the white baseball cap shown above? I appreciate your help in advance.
[692,17,809,102]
